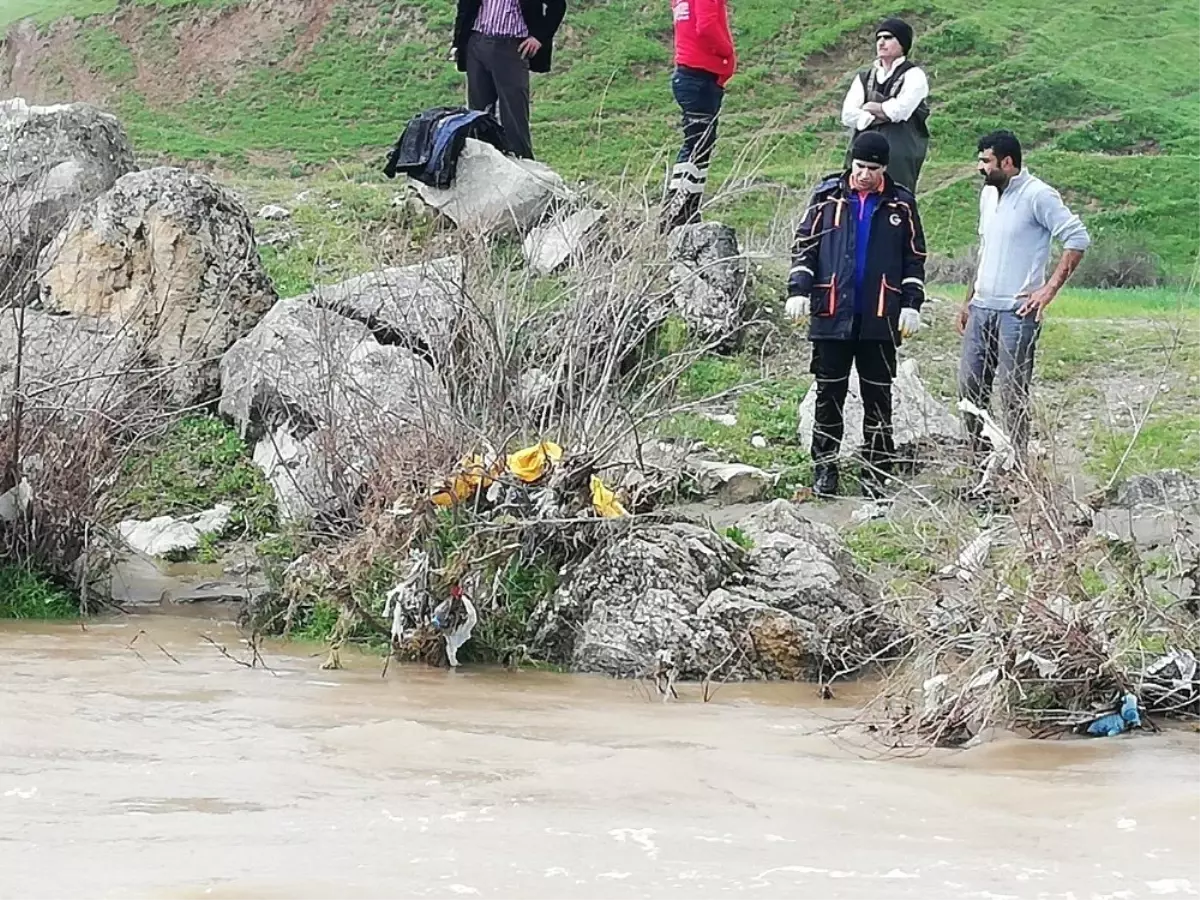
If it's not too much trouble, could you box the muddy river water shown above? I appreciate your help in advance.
[2,616,1197,899]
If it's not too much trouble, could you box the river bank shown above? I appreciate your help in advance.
[2,615,1197,899]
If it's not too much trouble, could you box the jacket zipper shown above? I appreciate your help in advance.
[877,276,888,318]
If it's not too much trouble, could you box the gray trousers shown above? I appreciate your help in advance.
[465,33,533,159]
[958,305,1041,455]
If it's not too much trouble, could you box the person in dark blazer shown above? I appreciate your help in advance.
[452,0,567,160]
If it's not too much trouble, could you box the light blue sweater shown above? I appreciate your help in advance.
[971,170,1091,312]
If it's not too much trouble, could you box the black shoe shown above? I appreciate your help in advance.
[813,463,839,498]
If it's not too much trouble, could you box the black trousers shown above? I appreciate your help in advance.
[466,33,533,159]
[810,327,898,470]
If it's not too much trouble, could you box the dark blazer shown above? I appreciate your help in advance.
[453,0,567,74]
[787,172,927,344]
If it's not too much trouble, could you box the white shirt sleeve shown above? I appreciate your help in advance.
[840,75,875,131]
[880,65,929,123]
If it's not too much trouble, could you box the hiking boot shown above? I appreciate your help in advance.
[813,463,839,498]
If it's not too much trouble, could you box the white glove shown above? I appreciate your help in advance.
[785,296,809,321]
[899,308,921,338]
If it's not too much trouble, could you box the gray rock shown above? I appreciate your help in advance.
[117,504,232,558]
[256,204,291,220]
[298,256,464,360]
[1112,470,1200,511]
[0,98,135,303]
[522,207,606,274]
[0,309,156,422]
[667,221,748,348]
[252,426,357,525]
[413,139,567,235]
[797,358,961,459]
[37,167,277,406]
[527,499,890,680]
[684,456,777,505]
[220,300,453,524]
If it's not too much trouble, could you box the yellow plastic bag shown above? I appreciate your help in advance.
[507,441,563,484]
[590,474,627,518]
[430,455,491,507]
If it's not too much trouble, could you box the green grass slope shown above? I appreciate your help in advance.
[3,0,1198,273]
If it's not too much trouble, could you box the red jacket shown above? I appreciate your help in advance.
[672,0,736,87]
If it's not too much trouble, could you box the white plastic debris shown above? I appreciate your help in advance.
[440,595,478,668]
[957,398,1016,494]
[939,530,994,582]
[384,550,430,642]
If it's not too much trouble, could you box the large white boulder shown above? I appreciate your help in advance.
[413,139,567,235]
[0,98,135,303]
[37,167,277,406]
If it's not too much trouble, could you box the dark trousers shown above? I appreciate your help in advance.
[664,65,724,229]
[466,33,533,159]
[811,326,898,471]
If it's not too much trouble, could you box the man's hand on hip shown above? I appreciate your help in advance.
[898,308,921,338]
[517,37,542,58]
[1016,285,1056,322]
[955,303,970,336]
[785,296,809,323]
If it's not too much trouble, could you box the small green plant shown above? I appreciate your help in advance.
[723,525,755,550]
[844,520,943,574]
[466,556,559,665]
[111,415,277,538]
[0,565,78,619]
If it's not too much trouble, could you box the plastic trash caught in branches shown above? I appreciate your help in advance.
[590,475,628,518]
[431,455,495,507]
[1084,693,1141,737]
[507,441,563,484]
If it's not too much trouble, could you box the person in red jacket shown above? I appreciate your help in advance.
[662,0,736,231]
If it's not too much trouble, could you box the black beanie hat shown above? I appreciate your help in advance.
[877,17,914,55]
[851,131,891,167]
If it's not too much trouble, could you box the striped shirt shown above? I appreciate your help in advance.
[473,0,529,37]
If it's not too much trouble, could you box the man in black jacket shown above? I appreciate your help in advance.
[786,132,927,498]
[452,0,566,160]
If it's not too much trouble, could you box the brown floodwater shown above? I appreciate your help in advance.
[1,616,1198,899]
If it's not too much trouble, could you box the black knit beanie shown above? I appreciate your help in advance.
[877,17,914,55]
[851,131,891,167]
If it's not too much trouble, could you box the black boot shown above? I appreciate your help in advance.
[813,462,839,498]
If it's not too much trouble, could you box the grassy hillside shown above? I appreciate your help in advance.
[2,0,1198,274]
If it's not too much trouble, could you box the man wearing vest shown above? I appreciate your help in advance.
[452,0,567,160]
[957,130,1090,463]
[663,0,736,231]
[841,17,930,192]
[786,132,927,498]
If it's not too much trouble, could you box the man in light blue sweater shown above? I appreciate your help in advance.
[956,129,1090,459]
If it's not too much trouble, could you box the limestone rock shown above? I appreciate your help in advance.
[667,222,748,349]
[252,426,356,525]
[0,309,153,422]
[1112,470,1200,511]
[220,300,453,524]
[37,167,277,406]
[684,457,776,505]
[256,204,290,220]
[527,500,891,680]
[0,98,135,303]
[522,207,606,274]
[298,256,465,360]
[413,139,567,235]
[797,357,961,458]
[117,504,232,558]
